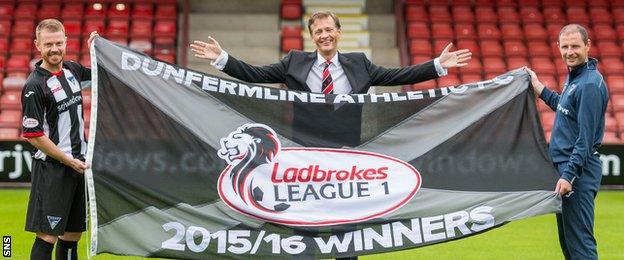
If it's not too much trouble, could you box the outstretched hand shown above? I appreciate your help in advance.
[438,43,472,69]
[190,36,223,61]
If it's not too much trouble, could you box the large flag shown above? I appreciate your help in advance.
[85,38,561,259]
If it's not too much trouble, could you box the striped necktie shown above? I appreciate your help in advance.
[321,60,334,94]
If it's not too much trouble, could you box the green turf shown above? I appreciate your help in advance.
[1,189,622,259]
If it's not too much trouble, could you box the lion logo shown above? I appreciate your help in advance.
[217,123,290,212]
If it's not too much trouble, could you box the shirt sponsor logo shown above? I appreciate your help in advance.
[46,77,67,102]
[24,91,35,97]
[217,123,421,226]
[557,104,570,115]
[57,95,82,112]
[22,117,39,128]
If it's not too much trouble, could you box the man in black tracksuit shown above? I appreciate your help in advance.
[526,24,608,260]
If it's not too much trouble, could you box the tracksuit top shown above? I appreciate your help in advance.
[539,58,609,183]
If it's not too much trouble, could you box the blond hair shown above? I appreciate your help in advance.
[36,18,65,40]
[307,11,341,35]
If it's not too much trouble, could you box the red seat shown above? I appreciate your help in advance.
[429,6,451,22]
[495,0,517,7]
[531,57,556,74]
[106,20,129,37]
[455,23,476,40]
[524,24,548,40]
[83,20,105,37]
[132,3,154,20]
[459,58,482,74]
[108,2,130,19]
[38,5,61,20]
[65,37,81,54]
[5,55,30,74]
[544,7,567,24]
[154,20,176,37]
[130,20,152,38]
[154,53,175,63]
[452,6,473,22]
[405,5,428,22]
[497,7,520,23]
[597,41,622,57]
[589,7,613,24]
[501,24,523,40]
[430,23,453,39]
[0,111,21,128]
[65,52,79,62]
[282,25,301,38]
[520,7,544,24]
[507,57,528,69]
[456,39,479,57]
[546,23,566,41]
[411,55,431,65]
[2,75,27,91]
[63,20,82,37]
[483,57,506,74]
[593,24,617,41]
[411,80,436,90]
[437,75,461,87]
[527,41,552,57]
[614,8,624,23]
[566,7,590,25]
[0,4,14,19]
[281,3,301,20]
[129,38,152,54]
[12,20,35,37]
[602,131,620,143]
[0,37,7,54]
[432,40,449,55]
[14,3,37,18]
[0,128,19,140]
[480,40,503,57]
[61,3,84,20]
[503,41,526,57]
[605,116,618,132]
[10,37,32,55]
[540,111,556,131]
[461,73,483,83]
[477,23,500,40]
[155,4,177,20]
[85,2,107,20]
[410,39,432,55]
[108,36,128,46]
[281,37,302,53]
[537,100,551,112]
[475,7,497,23]
[407,22,429,39]
[608,76,624,94]
[539,74,560,92]
[0,20,9,36]
[602,58,624,75]
[0,91,20,111]
[613,94,624,112]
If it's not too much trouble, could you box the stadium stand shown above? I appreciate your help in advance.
[402,0,624,142]
[0,0,178,140]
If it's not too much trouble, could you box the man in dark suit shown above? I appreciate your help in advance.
[191,11,471,148]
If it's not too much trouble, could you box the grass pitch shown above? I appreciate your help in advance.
[1,189,622,259]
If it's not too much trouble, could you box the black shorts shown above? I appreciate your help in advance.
[25,159,86,235]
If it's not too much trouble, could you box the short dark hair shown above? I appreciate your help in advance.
[558,24,589,45]
[307,11,341,35]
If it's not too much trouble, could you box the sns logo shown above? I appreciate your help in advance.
[217,123,422,226]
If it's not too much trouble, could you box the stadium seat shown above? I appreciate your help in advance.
[503,41,527,57]
[411,55,431,65]
[477,23,501,40]
[526,41,552,57]
[461,73,483,83]
[410,80,436,90]
[281,37,302,53]
[154,20,177,37]
[432,40,448,55]
[66,37,81,54]
[0,91,20,111]
[132,3,154,20]
[597,41,622,57]
[0,20,9,36]
[507,57,528,69]
[155,4,177,20]
[566,7,590,25]
[452,6,473,22]
[531,57,556,74]
[455,23,476,40]
[14,3,37,18]
[544,7,567,24]
[430,23,453,39]
[605,116,618,132]
[475,7,497,23]
[537,100,551,112]
[459,58,482,74]
[612,94,624,112]
[607,76,624,94]
[546,23,566,40]
[405,5,428,22]
[0,4,14,19]
[61,3,84,21]
[130,20,152,38]
[63,20,82,37]
[539,74,560,92]
[541,111,555,131]
[0,110,21,128]
[10,38,33,55]
[282,25,301,38]
[85,2,107,20]
[0,38,7,54]
[614,8,624,23]
[106,20,129,37]
[437,75,460,87]
[129,38,152,54]
[498,7,519,23]
[480,40,503,57]
[589,7,613,24]
[602,58,624,75]
[2,75,26,91]
[500,24,523,40]
[281,2,302,20]
[429,6,451,22]
[0,128,19,140]
[108,3,130,19]
[154,53,175,63]
[593,25,617,41]
[602,131,620,143]
[457,40,480,57]
[38,5,61,20]
[407,22,429,39]
[83,20,106,37]
[410,39,432,55]
[524,24,549,40]
[12,20,35,37]
[520,7,544,24]
[482,57,506,74]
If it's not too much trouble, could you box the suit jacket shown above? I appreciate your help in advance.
[222,51,440,147]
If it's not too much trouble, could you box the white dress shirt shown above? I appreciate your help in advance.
[211,51,448,94]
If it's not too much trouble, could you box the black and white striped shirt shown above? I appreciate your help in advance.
[21,61,90,161]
